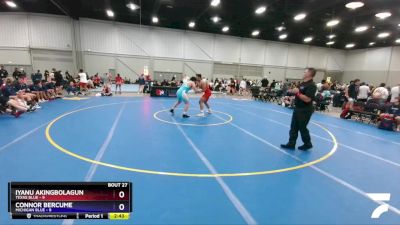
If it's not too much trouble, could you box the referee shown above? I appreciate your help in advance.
[281,68,317,151]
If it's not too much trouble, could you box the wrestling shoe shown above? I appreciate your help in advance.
[280,143,295,150]
[298,144,313,151]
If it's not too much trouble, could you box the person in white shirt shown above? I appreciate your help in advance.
[48,69,55,82]
[372,83,389,101]
[78,69,88,94]
[274,81,282,91]
[390,83,399,103]
[357,83,370,102]
[316,80,326,92]
[239,79,247,95]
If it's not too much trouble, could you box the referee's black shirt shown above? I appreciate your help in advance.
[295,80,317,109]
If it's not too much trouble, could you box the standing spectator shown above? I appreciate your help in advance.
[115,74,123,94]
[20,69,26,79]
[78,69,88,95]
[48,68,56,82]
[44,70,50,81]
[229,78,236,95]
[239,79,247,95]
[65,71,74,83]
[357,82,370,102]
[55,70,64,96]
[347,79,360,102]
[54,70,63,88]
[31,70,43,85]
[261,77,269,88]
[0,65,8,81]
[12,68,20,80]
[270,80,277,90]
[390,82,399,103]
[138,74,146,94]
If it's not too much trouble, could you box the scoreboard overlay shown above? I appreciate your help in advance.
[8,182,132,220]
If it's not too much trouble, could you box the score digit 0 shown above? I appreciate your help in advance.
[119,191,125,199]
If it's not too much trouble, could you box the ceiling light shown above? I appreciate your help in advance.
[304,36,313,43]
[328,34,336,39]
[211,0,220,7]
[255,6,267,14]
[326,41,335,45]
[212,16,220,23]
[152,16,159,23]
[345,2,364,9]
[5,1,17,8]
[279,34,288,40]
[355,25,368,32]
[369,42,375,46]
[275,26,285,32]
[106,10,114,17]
[127,2,140,10]
[395,39,400,44]
[327,19,340,27]
[188,21,195,28]
[251,30,260,36]
[294,13,307,21]
[375,12,391,20]
[345,43,355,48]
[222,26,229,32]
[377,32,390,38]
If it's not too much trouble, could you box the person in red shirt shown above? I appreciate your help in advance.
[115,74,123,94]
[196,74,212,116]
[93,73,101,87]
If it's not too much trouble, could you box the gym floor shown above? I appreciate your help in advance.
[0,96,399,225]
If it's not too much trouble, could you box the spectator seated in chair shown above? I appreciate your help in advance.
[315,84,332,111]
[365,95,387,114]
[281,95,295,108]
[66,81,77,96]
[93,74,102,87]
[379,97,400,131]
[41,80,57,100]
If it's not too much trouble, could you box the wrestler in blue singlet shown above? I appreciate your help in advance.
[170,77,198,118]
[176,83,191,103]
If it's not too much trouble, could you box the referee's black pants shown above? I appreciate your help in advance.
[288,108,313,146]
